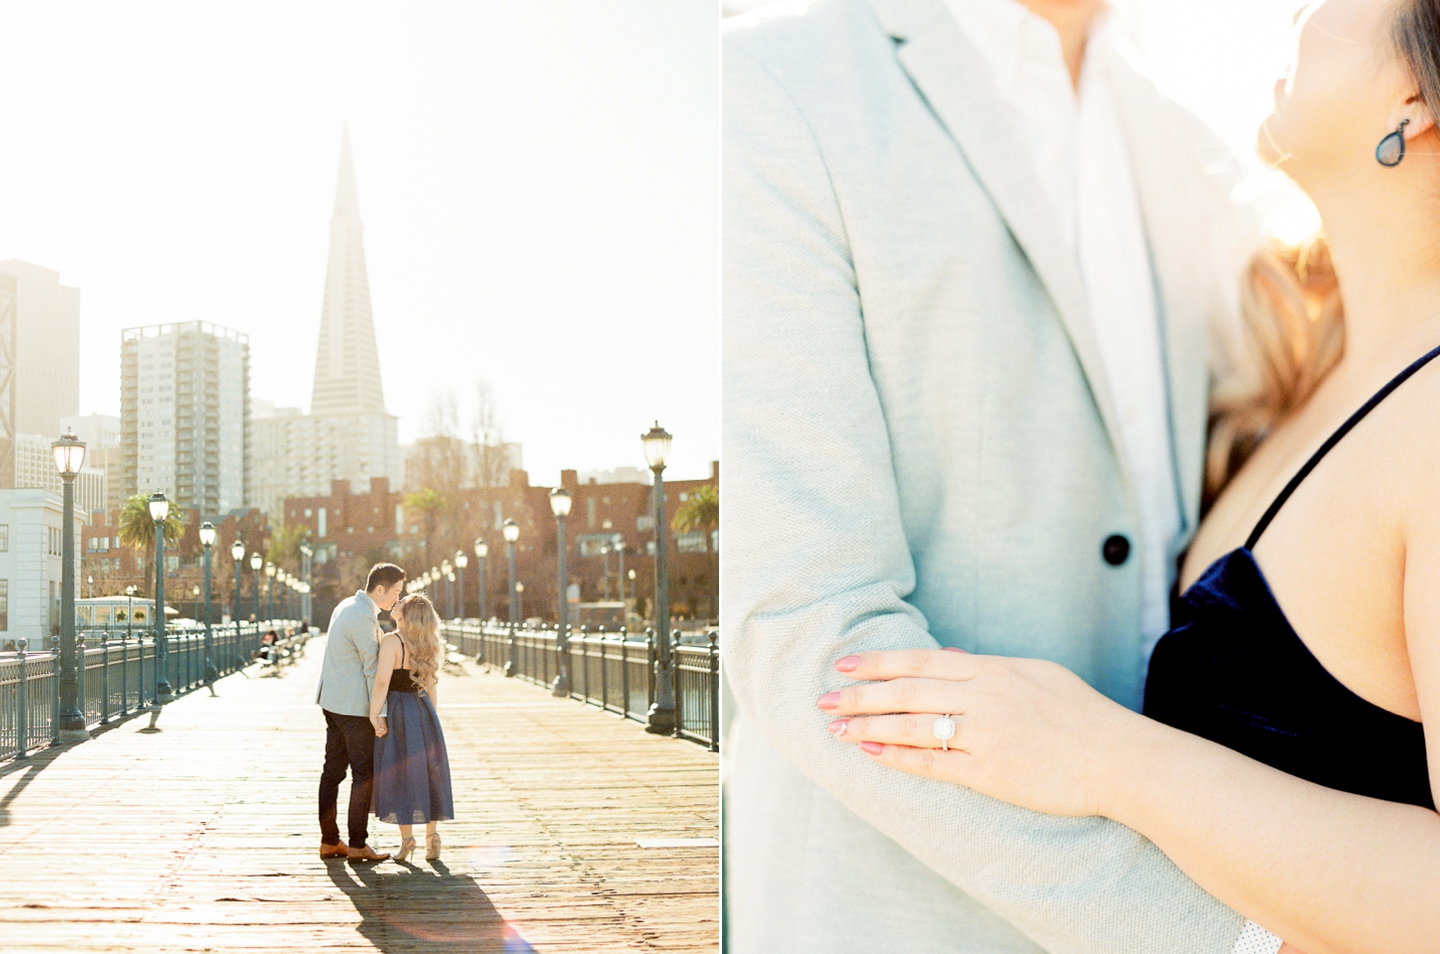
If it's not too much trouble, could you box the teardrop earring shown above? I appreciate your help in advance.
[1377,118,1411,166]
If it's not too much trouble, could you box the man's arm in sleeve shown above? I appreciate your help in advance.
[722,44,1245,954]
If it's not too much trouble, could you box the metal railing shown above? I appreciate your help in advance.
[441,621,720,751]
[0,619,301,762]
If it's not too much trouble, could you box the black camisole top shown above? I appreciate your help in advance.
[1144,346,1436,810]
[388,639,419,694]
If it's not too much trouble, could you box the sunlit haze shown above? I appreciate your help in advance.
[0,1,719,487]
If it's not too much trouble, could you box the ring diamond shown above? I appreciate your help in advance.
[932,715,956,751]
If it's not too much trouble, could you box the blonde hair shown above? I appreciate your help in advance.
[1205,237,1344,507]
[393,594,442,690]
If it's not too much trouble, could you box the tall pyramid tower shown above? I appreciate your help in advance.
[247,125,401,520]
[310,125,386,416]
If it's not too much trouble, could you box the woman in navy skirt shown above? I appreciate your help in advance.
[368,593,454,862]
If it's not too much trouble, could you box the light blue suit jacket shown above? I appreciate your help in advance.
[316,591,383,718]
[723,0,1259,951]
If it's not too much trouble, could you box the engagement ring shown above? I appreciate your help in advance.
[932,715,956,751]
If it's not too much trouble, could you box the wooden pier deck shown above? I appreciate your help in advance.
[0,636,719,953]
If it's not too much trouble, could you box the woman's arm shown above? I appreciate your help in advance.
[425,672,438,709]
[369,635,400,736]
[825,648,1440,954]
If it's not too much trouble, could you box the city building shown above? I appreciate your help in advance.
[119,321,250,516]
[279,460,720,626]
[0,487,84,650]
[250,126,402,520]
[13,433,105,516]
[0,260,79,441]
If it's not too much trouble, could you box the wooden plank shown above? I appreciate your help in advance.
[0,637,719,952]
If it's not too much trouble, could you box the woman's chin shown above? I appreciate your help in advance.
[1256,120,1288,169]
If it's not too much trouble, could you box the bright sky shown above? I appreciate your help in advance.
[0,1,719,488]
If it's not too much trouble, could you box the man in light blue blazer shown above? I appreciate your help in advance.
[316,562,406,862]
[723,0,1266,951]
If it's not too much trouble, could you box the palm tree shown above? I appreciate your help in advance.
[118,494,185,598]
[404,487,448,570]
[673,484,719,620]
[267,523,311,572]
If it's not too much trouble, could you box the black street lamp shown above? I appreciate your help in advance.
[503,519,520,677]
[550,487,573,697]
[441,559,454,618]
[125,585,136,643]
[149,492,174,706]
[299,544,313,622]
[615,534,627,606]
[503,520,520,625]
[642,422,674,734]
[53,428,88,743]
[265,562,276,622]
[455,550,468,619]
[250,551,263,623]
[230,538,245,620]
[601,543,612,601]
[200,522,218,692]
[474,539,489,622]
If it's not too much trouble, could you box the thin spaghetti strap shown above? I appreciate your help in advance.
[1246,342,1440,549]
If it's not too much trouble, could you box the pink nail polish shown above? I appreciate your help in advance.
[817,692,840,710]
[828,719,849,737]
[942,647,968,653]
[859,741,884,756]
[834,655,862,672]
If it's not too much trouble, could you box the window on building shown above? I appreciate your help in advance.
[395,504,404,535]
[0,525,9,552]
[0,580,8,631]
[676,531,709,554]
[587,497,597,528]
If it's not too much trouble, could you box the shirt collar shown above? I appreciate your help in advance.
[940,0,1126,100]
[356,590,380,616]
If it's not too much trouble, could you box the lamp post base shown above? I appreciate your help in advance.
[551,673,570,697]
[56,726,90,744]
[644,703,676,735]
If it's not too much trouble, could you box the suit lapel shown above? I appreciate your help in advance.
[1108,56,1210,533]
[867,0,1129,472]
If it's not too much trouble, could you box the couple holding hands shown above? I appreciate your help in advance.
[315,563,455,865]
[724,0,1438,952]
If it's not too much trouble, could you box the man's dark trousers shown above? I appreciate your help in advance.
[319,709,375,849]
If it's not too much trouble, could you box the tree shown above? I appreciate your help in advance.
[471,377,511,489]
[404,487,449,570]
[673,484,719,620]
[267,523,312,572]
[117,494,185,598]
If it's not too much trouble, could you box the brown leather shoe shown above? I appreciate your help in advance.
[347,844,391,863]
[319,841,350,859]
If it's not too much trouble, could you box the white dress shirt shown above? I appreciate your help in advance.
[938,3,1280,952]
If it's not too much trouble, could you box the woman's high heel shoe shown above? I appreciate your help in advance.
[425,832,441,861]
[395,837,416,863]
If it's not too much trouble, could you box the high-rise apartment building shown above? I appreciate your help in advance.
[251,126,401,519]
[120,322,249,516]
[0,260,80,440]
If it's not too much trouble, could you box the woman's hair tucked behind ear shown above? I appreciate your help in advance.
[1205,238,1344,507]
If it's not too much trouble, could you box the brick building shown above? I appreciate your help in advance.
[280,462,720,628]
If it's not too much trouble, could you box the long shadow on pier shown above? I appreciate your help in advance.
[327,858,537,953]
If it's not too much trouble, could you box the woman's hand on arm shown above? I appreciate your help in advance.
[819,648,1146,818]
[825,648,1440,954]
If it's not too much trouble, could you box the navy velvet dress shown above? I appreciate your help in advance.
[373,640,455,825]
[1144,347,1436,810]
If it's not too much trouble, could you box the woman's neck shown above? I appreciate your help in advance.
[1314,184,1440,371]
